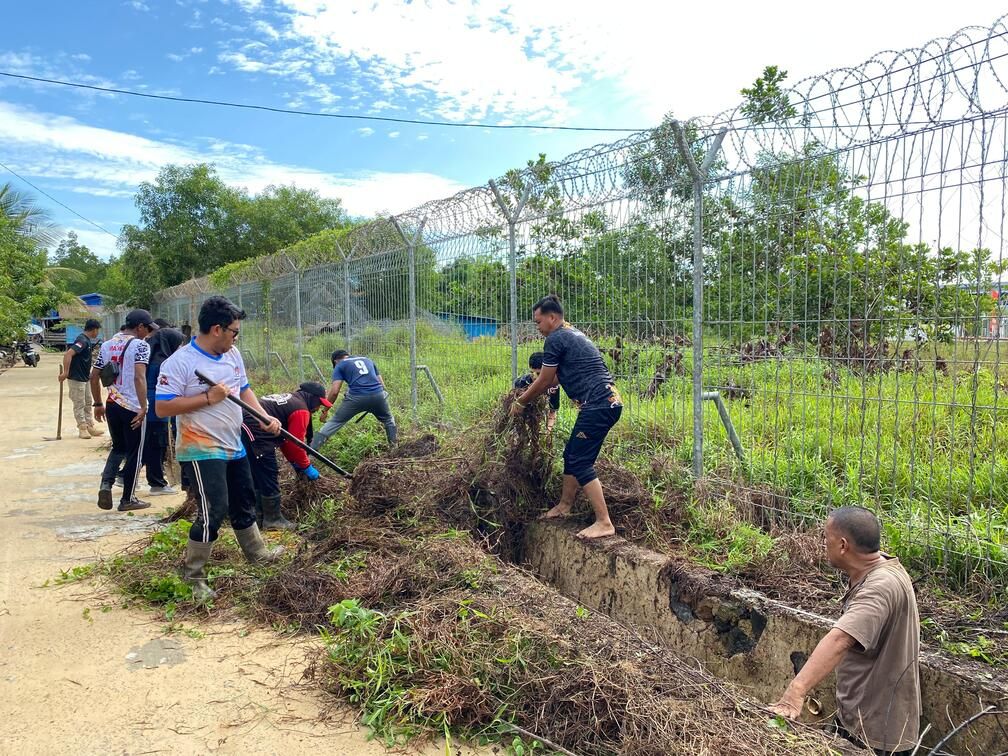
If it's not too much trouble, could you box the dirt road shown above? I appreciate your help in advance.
[0,362,482,755]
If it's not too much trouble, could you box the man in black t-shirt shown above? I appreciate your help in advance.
[59,318,104,439]
[511,295,623,539]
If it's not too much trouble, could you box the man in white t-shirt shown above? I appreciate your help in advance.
[90,309,158,512]
[156,295,283,600]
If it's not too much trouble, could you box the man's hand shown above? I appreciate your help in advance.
[319,407,329,423]
[259,416,281,436]
[546,413,556,433]
[58,370,67,383]
[93,403,106,422]
[510,399,527,417]
[768,695,803,720]
[130,410,145,430]
[206,382,231,405]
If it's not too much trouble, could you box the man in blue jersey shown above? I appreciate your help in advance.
[310,349,397,450]
[156,295,283,600]
[511,295,623,539]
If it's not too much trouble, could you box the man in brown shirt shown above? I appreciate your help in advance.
[770,506,921,755]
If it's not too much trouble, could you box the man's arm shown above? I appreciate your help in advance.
[327,379,343,403]
[769,627,857,718]
[512,365,558,414]
[89,366,105,421]
[59,347,75,381]
[157,382,230,417]
[279,409,312,469]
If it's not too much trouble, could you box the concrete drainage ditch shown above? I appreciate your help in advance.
[522,521,1008,753]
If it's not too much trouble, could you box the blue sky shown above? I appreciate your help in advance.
[0,1,1004,260]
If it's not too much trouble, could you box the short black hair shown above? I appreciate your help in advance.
[84,318,101,331]
[153,317,172,328]
[331,349,349,366]
[532,294,564,317]
[828,506,881,553]
[529,351,546,370]
[198,295,245,334]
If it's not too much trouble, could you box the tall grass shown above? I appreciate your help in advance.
[245,323,1008,587]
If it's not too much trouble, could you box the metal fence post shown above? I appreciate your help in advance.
[294,269,304,381]
[392,217,428,415]
[672,122,727,479]
[262,278,272,380]
[489,180,531,382]
[335,238,352,351]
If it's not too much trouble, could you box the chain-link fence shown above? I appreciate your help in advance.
[142,17,1008,588]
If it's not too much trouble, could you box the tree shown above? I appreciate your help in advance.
[113,163,349,306]
[51,231,109,294]
[0,187,66,343]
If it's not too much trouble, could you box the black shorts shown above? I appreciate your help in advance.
[562,405,622,486]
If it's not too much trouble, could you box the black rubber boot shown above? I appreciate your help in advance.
[254,491,264,528]
[261,494,295,531]
[234,524,284,565]
[181,539,216,602]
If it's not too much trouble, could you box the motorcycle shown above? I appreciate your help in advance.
[17,340,40,368]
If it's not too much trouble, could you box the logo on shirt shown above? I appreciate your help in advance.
[158,374,169,386]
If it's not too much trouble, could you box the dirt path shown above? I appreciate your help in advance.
[0,363,484,755]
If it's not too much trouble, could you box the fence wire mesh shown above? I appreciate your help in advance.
[144,16,1008,588]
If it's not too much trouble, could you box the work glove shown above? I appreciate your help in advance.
[291,462,320,481]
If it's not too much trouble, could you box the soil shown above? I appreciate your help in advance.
[0,362,487,755]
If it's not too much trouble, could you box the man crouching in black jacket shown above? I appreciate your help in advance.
[241,381,331,530]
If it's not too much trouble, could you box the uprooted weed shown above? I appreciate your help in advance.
[272,516,847,756]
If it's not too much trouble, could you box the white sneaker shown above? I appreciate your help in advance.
[148,485,177,496]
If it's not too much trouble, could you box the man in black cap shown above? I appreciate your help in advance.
[89,308,159,512]
[240,381,331,530]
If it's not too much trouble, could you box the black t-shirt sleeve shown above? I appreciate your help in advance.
[70,335,87,353]
[542,330,566,367]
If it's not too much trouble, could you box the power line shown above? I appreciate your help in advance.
[0,159,119,238]
[0,71,645,133]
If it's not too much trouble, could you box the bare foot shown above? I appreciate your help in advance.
[576,521,616,539]
[540,503,572,520]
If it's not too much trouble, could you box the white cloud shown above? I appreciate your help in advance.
[356,127,374,137]
[214,1,1008,127]
[416,134,429,141]
[128,0,150,11]
[61,227,121,261]
[0,102,466,225]
[166,53,185,62]
[387,131,399,139]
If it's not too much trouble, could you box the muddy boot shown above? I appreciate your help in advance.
[234,524,284,565]
[261,494,295,531]
[181,539,216,602]
[77,423,91,440]
[87,423,105,437]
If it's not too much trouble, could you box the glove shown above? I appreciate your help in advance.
[291,462,320,480]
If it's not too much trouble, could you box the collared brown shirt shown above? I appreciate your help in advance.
[834,556,921,752]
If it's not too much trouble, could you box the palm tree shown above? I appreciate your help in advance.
[0,182,82,295]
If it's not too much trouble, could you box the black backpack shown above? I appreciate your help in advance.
[99,336,136,387]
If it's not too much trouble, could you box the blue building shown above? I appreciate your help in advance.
[436,313,499,340]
